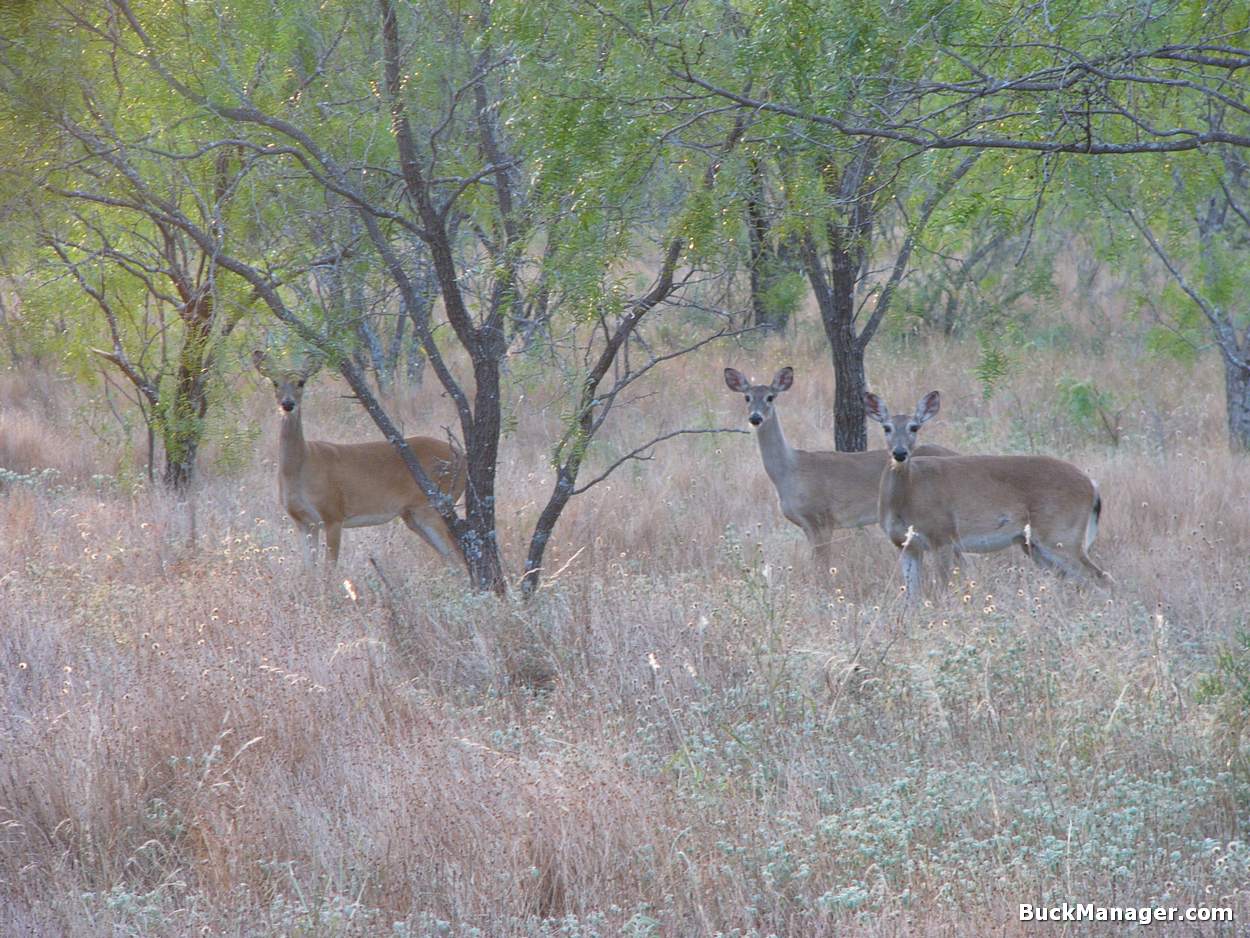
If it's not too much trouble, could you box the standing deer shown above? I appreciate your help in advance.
[724,366,956,572]
[253,350,466,568]
[863,390,1110,598]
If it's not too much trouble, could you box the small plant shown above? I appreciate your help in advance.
[1195,630,1250,781]
[1056,377,1124,446]
[973,331,1011,400]
[0,465,63,493]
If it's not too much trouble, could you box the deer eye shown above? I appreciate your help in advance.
[744,395,750,402]
[297,380,306,388]
[908,423,919,432]
[766,395,774,403]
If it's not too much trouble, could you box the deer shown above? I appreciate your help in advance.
[724,366,957,573]
[252,350,466,569]
[863,389,1111,599]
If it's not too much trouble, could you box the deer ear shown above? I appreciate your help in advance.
[915,390,941,424]
[724,367,750,393]
[772,366,794,392]
[863,391,889,424]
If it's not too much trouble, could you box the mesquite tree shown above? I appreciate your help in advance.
[5,0,752,592]
[3,21,251,490]
[578,0,983,450]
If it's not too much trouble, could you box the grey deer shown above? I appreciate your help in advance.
[864,389,1111,599]
[725,366,956,572]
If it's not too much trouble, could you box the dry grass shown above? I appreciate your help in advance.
[1,322,1248,936]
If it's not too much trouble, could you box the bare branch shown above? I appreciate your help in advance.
[572,427,749,495]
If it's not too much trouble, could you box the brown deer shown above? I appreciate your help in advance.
[253,350,466,568]
[724,366,957,572]
[864,389,1110,598]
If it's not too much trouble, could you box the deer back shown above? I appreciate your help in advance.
[881,454,1095,547]
[296,436,465,525]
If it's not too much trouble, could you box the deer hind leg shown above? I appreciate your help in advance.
[1039,542,1111,589]
[1078,549,1113,586]
[402,508,458,564]
[1026,539,1088,581]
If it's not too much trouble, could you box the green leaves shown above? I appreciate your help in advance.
[973,331,1012,401]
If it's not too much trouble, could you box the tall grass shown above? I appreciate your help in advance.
[1,328,1247,936]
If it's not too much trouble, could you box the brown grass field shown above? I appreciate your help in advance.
[1,313,1248,935]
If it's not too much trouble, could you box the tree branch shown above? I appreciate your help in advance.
[572,428,748,495]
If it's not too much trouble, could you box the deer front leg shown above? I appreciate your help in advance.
[295,520,319,568]
[324,522,343,568]
[932,544,961,592]
[899,546,924,601]
[808,528,834,578]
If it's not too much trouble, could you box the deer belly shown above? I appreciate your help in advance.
[342,512,400,528]
[952,528,1019,554]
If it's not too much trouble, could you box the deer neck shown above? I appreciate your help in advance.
[755,411,797,484]
[278,409,308,478]
[879,455,913,511]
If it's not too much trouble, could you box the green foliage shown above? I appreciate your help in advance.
[972,332,1011,401]
[1056,377,1114,430]
[1144,290,1206,365]
[759,270,807,325]
[1196,631,1250,782]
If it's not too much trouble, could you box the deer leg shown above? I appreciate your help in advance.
[932,545,958,592]
[402,510,458,564]
[899,546,923,601]
[1028,541,1086,580]
[324,522,343,568]
[809,528,834,577]
[1079,550,1113,586]
[295,521,318,567]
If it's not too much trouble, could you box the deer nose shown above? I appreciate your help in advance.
[892,447,908,462]
[748,414,763,427]
[281,399,296,413]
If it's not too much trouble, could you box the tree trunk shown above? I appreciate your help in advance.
[942,288,960,337]
[407,333,426,386]
[746,159,798,333]
[1225,353,1250,451]
[386,294,407,377]
[747,159,779,331]
[357,316,388,395]
[818,247,869,452]
[830,324,868,452]
[521,464,575,595]
[161,309,212,490]
[460,348,508,594]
